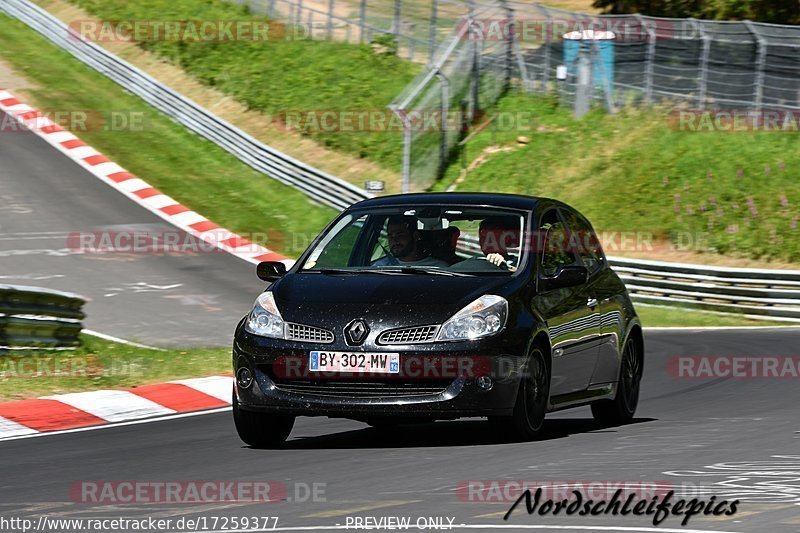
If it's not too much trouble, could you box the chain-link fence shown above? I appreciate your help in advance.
[388,2,513,192]
[234,0,475,62]
[511,3,800,112]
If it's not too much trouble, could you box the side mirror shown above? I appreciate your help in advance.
[540,265,588,292]
[256,261,287,282]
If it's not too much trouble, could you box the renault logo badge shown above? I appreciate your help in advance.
[344,319,369,346]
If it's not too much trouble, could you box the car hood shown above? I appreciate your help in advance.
[271,273,512,326]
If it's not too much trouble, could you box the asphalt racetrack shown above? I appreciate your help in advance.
[1,112,799,532]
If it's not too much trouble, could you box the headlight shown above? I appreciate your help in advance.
[245,292,285,338]
[436,295,508,341]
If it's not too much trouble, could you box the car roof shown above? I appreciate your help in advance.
[351,192,555,211]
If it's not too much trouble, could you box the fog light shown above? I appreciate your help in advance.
[237,367,253,389]
[476,376,493,391]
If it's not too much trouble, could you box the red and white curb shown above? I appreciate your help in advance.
[0,88,292,267]
[0,376,232,440]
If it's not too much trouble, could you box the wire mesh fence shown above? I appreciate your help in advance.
[231,0,800,191]
[233,0,474,62]
[511,3,800,112]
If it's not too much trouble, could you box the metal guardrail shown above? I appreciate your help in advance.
[0,285,86,349]
[607,257,800,323]
[0,0,370,212]
[4,0,799,323]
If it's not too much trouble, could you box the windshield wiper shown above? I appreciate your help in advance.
[383,266,473,277]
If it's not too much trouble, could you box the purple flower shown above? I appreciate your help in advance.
[780,193,789,209]
[709,194,716,206]
[727,224,738,234]
[791,216,798,230]
[674,193,681,202]
[736,168,744,178]
[779,161,785,171]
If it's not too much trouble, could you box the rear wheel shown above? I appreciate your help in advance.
[489,347,549,440]
[591,335,641,425]
[233,392,295,448]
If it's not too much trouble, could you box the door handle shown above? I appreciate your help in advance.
[587,298,599,308]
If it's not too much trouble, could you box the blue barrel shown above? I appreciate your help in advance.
[563,30,615,92]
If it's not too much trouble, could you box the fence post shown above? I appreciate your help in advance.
[296,0,304,26]
[745,20,767,112]
[688,19,710,107]
[435,69,450,180]
[359,0,367,43]
[469,13,480,116]
[501,0,513,89]
[396,107,412,194]
[637,14,656,104]
[393,0,402,36]
[428,0,439,64]
[327,0,334,39]
[535,4,554,90]
[268,0,277,18]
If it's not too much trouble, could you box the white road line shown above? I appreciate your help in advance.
[41,390,176,422]
[81,329,166,350]
[170,376,232,402]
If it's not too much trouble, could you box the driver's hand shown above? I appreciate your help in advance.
[486,253,517,272]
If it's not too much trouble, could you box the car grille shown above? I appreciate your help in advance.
[285,322,334,343]
[270,379,452,398]
[377,325,439,345]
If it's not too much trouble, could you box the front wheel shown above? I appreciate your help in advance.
[233,392,295,448]
[591,335,642,425]
[488,347,549,440]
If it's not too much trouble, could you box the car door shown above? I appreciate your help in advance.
[560,209,622,385]
[533,208,601,396]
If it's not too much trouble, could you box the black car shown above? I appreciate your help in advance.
[232,193,643,446]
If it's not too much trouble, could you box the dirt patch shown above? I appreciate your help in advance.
[0,57,39,92]
[32,0,401,193]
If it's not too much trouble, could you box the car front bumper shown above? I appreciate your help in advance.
[232,328,528,419]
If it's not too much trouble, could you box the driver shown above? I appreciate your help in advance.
[372,215,449,268]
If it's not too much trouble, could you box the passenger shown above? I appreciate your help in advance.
[372,215,449,268]
[452,216,520,272]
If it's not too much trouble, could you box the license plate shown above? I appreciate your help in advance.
[309,351,400,374]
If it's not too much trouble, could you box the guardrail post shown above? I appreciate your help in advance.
[295,0,303,27]
[744,20,767,113]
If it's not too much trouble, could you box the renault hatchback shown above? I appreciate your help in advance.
[232,193,643,446]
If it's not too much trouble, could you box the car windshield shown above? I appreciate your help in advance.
[298,205,528,275]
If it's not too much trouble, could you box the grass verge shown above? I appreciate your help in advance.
[0,12,336,257]
[438,91,800,264]
[636,305,790,328]
[68,0,419,171]
[0,335,229,401]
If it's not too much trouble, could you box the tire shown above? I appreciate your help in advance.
[232,392,295,448]
[489,347,549,440]
[591,335,642,425]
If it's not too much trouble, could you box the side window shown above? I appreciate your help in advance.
[561,210,605,274]
[539,210,578,277]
